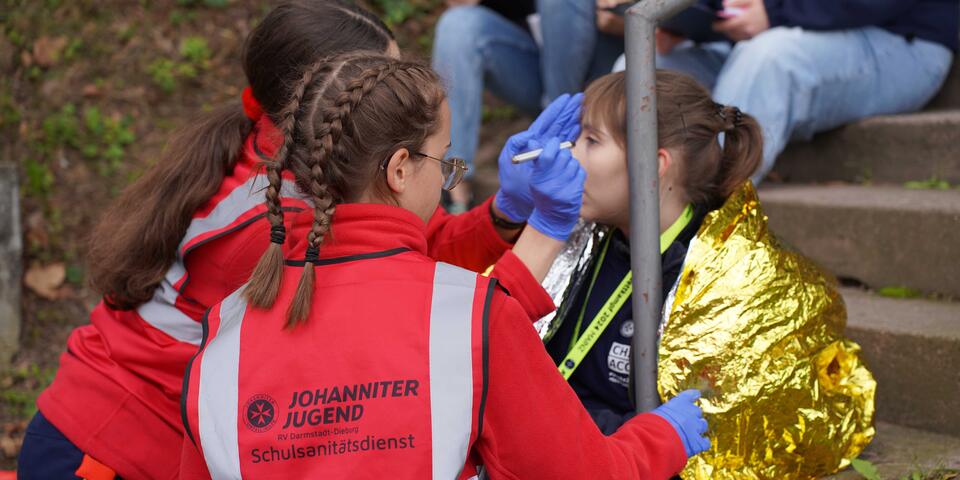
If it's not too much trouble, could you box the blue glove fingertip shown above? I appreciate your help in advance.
[681,389,702,401]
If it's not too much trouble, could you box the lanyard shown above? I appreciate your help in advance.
[557,204,694,380]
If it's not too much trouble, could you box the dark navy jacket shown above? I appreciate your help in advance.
[703,0,959,50]
[546,207,707,434]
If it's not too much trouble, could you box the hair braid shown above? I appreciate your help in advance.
[286,62,401,327]
[245,58,332,309]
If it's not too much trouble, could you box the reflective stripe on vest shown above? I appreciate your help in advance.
[136,173,303,345]
[429,263,478,479]
[193,262,480,479]
[198,288,248,479]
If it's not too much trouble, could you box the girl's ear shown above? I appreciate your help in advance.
[657,147,674,179]
[384,147,412,194]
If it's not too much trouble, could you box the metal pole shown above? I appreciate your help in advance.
[624,0,694,412]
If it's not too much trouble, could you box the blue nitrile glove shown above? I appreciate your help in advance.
[527,138,586,241]
[530,92,583,143]
[494,93,583,222]
[652,389,711,458]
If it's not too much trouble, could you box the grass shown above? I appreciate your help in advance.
[852,458,960,480]
[876,286,922,299]
[0,364,57,420]
[904,177,956,191]
[148,36,212,93]
[370,0,442,27]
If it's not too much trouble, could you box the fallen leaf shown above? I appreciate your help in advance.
[0,435,16,458]
[82,83,101,97]
[32,36,68,68]
[24,262,66,299]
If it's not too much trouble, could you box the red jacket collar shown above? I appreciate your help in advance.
[241,116,283,167]
[286,203,430,262]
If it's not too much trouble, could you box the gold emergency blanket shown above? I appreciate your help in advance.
[659,182,876,479]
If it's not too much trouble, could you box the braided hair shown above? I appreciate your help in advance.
[244,52,447,327]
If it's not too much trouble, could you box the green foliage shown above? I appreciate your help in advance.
[852,459,882,480]
[374,0,418,25]
[65,263,83,285]
[79,106,136,175]
[40,103,80,151]
[168,9,197,25]
[0,364,58,420]
[370,0,441,26]
[149,35,211,92]
[877,286,922,299]
[63,38,83,61]
[904,177,954,191]
[0,93,21,128]
[148,58,178,93]
[23,158,54,198]
[179,36,210,66]
[32,103,135,186]
[176,0,232,7]
[5,28,26,47]
[482,104,520,123]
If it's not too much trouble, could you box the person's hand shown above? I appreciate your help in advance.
[527,138,586,241]
[494,93,582,222]
[652,390,711,458]
[529,92,583,145]
[445,0,480,6]
[656,28,686,54]
[713,0,769,41]
[596,9,626,36]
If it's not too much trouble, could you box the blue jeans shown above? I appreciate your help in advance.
[432,1,624,175]
[619,27,953,183]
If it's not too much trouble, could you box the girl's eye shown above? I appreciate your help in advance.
[586,136,599,146]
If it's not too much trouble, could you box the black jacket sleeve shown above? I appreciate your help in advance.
[762,0,919,31]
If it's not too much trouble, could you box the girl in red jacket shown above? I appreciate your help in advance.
[180,52,709,480]
[19,2,575,478]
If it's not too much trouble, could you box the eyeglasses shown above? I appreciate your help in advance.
[381,151,468,191]
[413,152,467,191]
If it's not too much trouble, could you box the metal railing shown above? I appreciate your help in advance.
[624,0,695,412]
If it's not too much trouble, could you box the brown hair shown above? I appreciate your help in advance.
[87,1,394,310]
[244,53,446,327]
[581,69,762,207]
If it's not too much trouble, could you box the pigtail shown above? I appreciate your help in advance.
[716,105,763,197]
[286,62,400,327]
[245,59,329,308]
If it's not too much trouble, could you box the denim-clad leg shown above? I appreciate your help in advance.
[537,0,601,103]
[644,27,953,183]
[432,6,543,174]
[612,40,730,88]
[711,27,953,183]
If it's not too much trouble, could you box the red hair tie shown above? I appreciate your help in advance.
[241,86,263,121]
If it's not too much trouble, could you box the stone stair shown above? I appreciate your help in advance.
[761,66,960,478]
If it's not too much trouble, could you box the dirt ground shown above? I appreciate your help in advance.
[0,0,526,467]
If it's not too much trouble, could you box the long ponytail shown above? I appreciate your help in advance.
[716,104,763,198]
[87,105,251,310]
[86,1,394,309]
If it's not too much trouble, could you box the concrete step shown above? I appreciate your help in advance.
[826,422,960,479]
[841,288,960,436]
[759,184,960,298]
[772,111,960,184]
